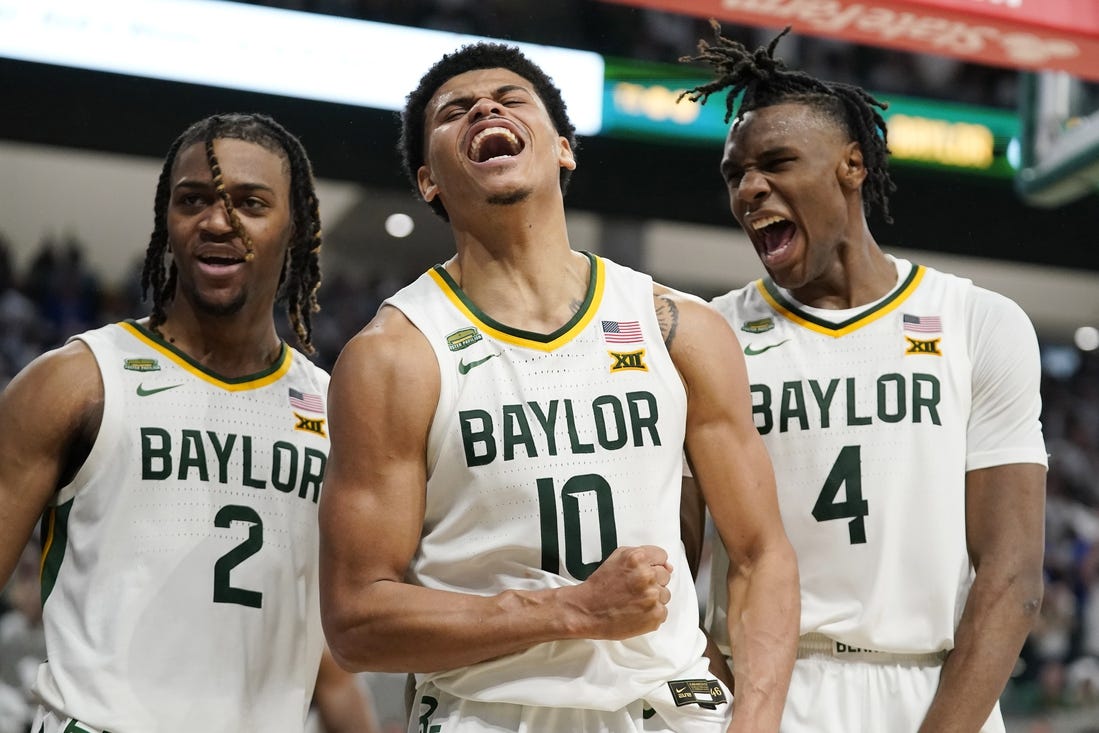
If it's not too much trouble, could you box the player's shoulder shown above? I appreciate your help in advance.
[916,262,1022,313]
[650,281,739,352]
[708,280,762,320]
[913,262,1033,336]
[651,281,727,324]
[1,336,102,433]
[332,305,434,384]
[17,335,98,386]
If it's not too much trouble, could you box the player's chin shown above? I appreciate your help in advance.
[192,289,248,317]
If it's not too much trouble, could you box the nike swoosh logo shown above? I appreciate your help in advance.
[457,353,499,375]
[136,383,183,397]
[744,339,789,356]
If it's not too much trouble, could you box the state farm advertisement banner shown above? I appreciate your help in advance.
[600,0,1099,82]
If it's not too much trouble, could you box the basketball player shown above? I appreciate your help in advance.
[680,26,1047,732]
[0,113,373,732]
[318,43,799,732]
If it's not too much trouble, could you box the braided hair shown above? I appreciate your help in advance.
[681,23,896,222]
[141,113,323,353]
[399,42,578,221]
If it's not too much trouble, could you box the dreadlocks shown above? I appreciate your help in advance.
[399,42,578,221]
[141,113,323,353]
[681,23,896,222]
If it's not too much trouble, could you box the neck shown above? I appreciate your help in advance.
[791,222,897,309]
[443,199,589,334]
[154,304,283,378]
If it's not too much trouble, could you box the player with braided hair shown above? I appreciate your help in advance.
[0,113,376,732]
[141,112,323,353]
[681,25,1047,732]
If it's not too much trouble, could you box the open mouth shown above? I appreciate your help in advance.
[468,126,524,163]
[197,253,245,267]
[751,215,797,257]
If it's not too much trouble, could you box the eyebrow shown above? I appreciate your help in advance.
[173,179,277,194]
[758,145,800,159]
[434,84,532,114]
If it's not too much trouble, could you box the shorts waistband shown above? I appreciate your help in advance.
[797,633,947,665]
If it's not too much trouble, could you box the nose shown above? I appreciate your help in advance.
[736,169,770,209]
[200,199,235,237]
[468,96,504,121]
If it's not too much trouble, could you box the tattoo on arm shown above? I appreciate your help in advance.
[655,295,680,348]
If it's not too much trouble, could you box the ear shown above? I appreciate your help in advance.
[558,136,577,171]
[417,164,439,203]
[839,142,867,191]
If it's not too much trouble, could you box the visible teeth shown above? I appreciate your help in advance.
[751,215,787,231]
[470,126,519,161]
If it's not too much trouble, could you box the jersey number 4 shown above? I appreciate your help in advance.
[812,445,869,544]
[213,504,263,608]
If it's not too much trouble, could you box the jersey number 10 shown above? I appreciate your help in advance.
[537,474,619,580]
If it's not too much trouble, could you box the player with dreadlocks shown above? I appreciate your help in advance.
[0,112,378,732]
[141,112,323,353]
[681,25,1047,732]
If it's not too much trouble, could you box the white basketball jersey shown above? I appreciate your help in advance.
[34,321,330,732]
[707,258,1046,655]
[385,253,708,711]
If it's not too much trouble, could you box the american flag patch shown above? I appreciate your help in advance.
[288,388,324,413]
[903,314,942,333]
[601,320,643,344]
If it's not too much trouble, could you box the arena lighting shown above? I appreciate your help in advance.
[1075,326,1099,352]
[384,213,415,239]
[0,0,604,136]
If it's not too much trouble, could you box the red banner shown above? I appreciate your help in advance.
[601,0,1099,82]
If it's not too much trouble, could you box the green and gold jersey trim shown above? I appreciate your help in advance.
[427,252,604,352]
[756,265,925,337]
[120,320,292,390]
[39,499,73,606]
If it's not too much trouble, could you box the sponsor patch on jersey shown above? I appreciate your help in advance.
[294,412,327,437]
[609,349,647,372]
[741,317,775,334]
[446,327,483,351]
[667,678,727,709]
[905,336,942,356]
[123,358,160,372]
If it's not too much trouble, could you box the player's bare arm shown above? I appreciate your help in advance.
[0,341,102,585]
[313,646,382,733]
[918,462,1045,733]
[658,287,799,733]
[320,306,674,673]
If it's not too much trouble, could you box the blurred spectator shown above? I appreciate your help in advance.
[0,544,46,733]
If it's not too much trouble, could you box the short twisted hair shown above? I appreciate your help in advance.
[141,113,323,353]
[399,42,578,220]
[681,23,896,222]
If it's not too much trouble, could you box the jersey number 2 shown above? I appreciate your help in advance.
[811,445,869,544]
[213,504,263,608]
